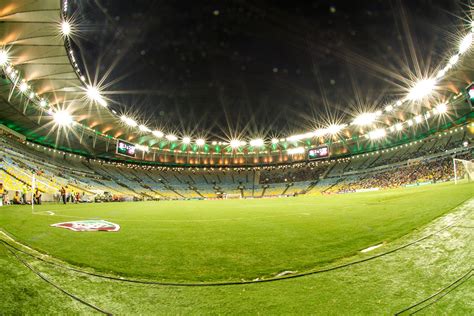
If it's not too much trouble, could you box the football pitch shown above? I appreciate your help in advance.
[1,181,473,314]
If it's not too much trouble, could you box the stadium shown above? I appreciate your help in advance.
[0,0,473,314]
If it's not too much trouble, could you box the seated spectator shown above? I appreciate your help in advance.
[13,191,22,205]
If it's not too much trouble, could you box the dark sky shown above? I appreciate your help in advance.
[70,0,464,140]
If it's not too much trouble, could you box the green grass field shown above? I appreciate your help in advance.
[0,181,473,314]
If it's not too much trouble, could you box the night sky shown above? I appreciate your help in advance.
[70,0,464,140]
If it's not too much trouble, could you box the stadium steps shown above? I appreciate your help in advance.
[301,180,319,194]
[321,177,344,193]
[321,162,335,178]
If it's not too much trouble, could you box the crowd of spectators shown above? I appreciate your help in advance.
[333,152,471,193]
[260,165,327,184]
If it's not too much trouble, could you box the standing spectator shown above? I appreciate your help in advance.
[60,186,66,204]
[0,183,4,207]
[34,188,42,205]
[21,184,28,204]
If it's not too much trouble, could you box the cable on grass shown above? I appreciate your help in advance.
[1,243,113,315]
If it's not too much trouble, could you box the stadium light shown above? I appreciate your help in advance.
[326,124,346,135]
[287,147,305,155]
[0,50,9,66]
[166,134,177,141]
[195,138,205,146]
[19,82,28,93]
[384,105,393,112]
[61,21,71,36]
[436,69,446,79]
[230,139,241,148]
[271,138,279,144]
[459,33,472,54]
[352,112,379,126]
[368,128,386,140]
[152,130,163,138]
[407,78,436,101]
[435,103,447,114]
[414,115,423,124]
[448,54,459,66]
[182,137,191,144]
[86,86,107,107]
[39,99,47,107]
[53,110,73,126]
[135,144,149,152]
[250,138,264,147]
[121,115,137,127]
[139,125,151,133]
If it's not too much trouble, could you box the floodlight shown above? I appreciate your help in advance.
[326,124,346,135]
[448,54,459,66]
[53,110,73,126]
[39,99,47,107]
[86,86,107,107]
[139,125,150,132]
[166,134,177,141]
[368,128,386,140]
[230,139,241,148]
[29,92,35,99]
[435,103,447,114]
[196,138,205,146]
[61,21,71,36]
[19,82,28,92]
[414,115,423,124]
[182,137,191,144]
[211,141,217,146]
[352,112,379,126]
[152,130,164,138]
[135,144,149,152]
[271,138,279,144]
[407,119,414,126]
[436,69,446,79]
[250,138,264,147]
[459,33,472,54]
[287,147,305,155]
[121,116,137,127]
[385,105,393,112]
[0,50,8,66]
[407,78,436,101]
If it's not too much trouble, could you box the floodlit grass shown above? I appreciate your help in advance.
[0,181,473,314]
[0,182,472,283]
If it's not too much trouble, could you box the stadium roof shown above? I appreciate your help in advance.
[0,0,472,166]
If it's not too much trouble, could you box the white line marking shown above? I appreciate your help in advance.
[360,243,383,253]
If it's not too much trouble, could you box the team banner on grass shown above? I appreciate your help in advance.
[51,220,120,232]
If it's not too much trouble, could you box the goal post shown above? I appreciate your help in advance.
[224,193,242,199]
[453,158,474,184]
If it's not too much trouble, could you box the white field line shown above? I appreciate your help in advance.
[360,243,383,253]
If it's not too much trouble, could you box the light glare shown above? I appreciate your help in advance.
[407,78,436,101]
[53,110,73,126]
[61,21,71,36]
[0,50,8,66]
[352,112,379,126]
[459,33,472,54]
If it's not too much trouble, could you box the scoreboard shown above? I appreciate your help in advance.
[116,140,136,158]
[308,145,330,160]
